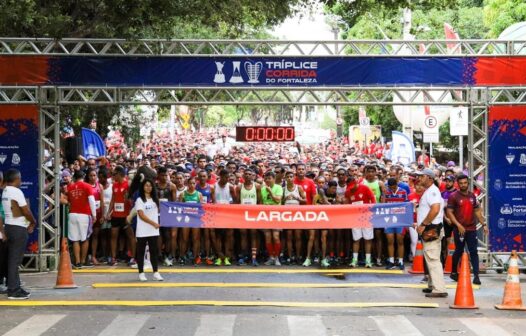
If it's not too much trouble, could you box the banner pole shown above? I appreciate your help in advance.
[459,135,463,170]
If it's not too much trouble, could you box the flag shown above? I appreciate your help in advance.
[389,131,415,166]
[81,127,106,159]
[444,23,461,54]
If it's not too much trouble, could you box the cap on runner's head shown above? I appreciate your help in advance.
[444,175,455,182]
[415,168,435,179]
[447,161,456,167]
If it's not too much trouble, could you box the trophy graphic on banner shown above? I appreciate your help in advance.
[244,61,263,84]
[229,61,244,83]
[214,61,226,83]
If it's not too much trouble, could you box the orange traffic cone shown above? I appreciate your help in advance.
[55,238,78,289]
[495,250,526,311]
[450,252,478,309]
[409,242,425,274]
[444,240,455,274]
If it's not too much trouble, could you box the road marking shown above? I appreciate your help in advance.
[370,315,423,336]
[3,314,65,336]
[459,318,512,336]
[91,282,477,289]
[73,268,404,274]
[288,315,327,336]
[194,314,236,336]
[0,300,439,308]
[98,314,149,336]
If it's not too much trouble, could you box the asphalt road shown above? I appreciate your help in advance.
[0,266,524,336]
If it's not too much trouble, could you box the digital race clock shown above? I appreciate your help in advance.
[235,126,295,142]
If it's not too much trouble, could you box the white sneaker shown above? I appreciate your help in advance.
[163,257,173,267]
[138,273,147,282]
[152,272,164,281]
[274,258,282,266]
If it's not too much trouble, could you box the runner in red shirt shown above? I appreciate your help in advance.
[345,178,376,268]
[67,170,96,268]
[106,165,136,267]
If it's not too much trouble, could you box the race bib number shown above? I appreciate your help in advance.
[353,201,364,205]
[159,198,168,203]
[202,196,208,203]
[95,201,101,210]
[114,203,125,212]
[243,199,256,205]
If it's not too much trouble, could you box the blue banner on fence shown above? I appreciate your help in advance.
[488,106,526,252]
[49,56,467,87]
[0,105,40,253]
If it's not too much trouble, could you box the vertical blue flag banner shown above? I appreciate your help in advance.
[0,105,40,253]
[159,202,413,229]
[81,127,106,159]
[488,106,526,252]
[389,131,416,166]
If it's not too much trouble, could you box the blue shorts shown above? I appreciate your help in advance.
[385,227,404,234]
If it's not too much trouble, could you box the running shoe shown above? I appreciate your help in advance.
[7,289,30,300]
[128,258,137,268]
[73,263,83,269]
[179,257,186,266]
[152,272,164,281]
[398,262,405,271]
[385,261,395,270]
[302,258,312,267]
[376,259,384,267]
[108,258,118,267]
[313,256,320,264]
[238,257,246,266]
[138,273,147,282]
[365,261,373,268]
[251,259,259,267]
[224,257,231,266]
[290,256,297,265]
[163,257,173,267]
[473,276,481,285]
[83,261,94,268]
[0,286,7,295]
[420,275,429,283]
[214,258,223,266]
[194,257,202,265]
[321,258,330,268]
[264,258,275,266]
[349,258,358,268]
[205,257,214,266]
[274,258,282,266]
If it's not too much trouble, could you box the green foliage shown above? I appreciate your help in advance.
[320,112,336,130]
[341,106,401,138]
[483,0,526,37]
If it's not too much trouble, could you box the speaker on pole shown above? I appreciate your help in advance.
[64,136,83,164]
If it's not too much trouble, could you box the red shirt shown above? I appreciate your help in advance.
[112,180,129,218]
[447,191,479,231]
[67,181,94,216]
[345,184,376,204]
[408,192,422,222]
[294,177,317,205]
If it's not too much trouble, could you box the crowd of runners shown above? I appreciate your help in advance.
[44,129,483,282]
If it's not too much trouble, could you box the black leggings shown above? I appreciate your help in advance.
[136,236,159,273]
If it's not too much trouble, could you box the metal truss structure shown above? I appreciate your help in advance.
[1,38,524,271]
[1,37,526,56]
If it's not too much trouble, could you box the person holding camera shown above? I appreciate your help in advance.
[415,169,447,298]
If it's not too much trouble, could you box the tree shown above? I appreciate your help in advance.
[483,0,526,37]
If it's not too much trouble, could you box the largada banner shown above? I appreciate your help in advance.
[0,105,39,253]
[160,202,413,229]
[3,55,526,87]
[488,106,526,252]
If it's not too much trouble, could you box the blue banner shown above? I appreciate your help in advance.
[0,105,40,253]
[488,106,526,252]
[48,56,467,87]
[81,127,106,159]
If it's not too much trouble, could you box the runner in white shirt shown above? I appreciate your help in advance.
[135,179,163,282]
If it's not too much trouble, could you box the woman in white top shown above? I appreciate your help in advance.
[135,179,163,282]
[282,171,306,266]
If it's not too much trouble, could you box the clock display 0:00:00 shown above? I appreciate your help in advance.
[235,126,295,142]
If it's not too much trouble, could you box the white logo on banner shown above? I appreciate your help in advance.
[384,217,390,223]
[392,216,398,223]
[500,206,513,215]
[0,154,6,164]
[498,218,506,229]
[213,61,226,83]
[520,154,526,165]
[184,215,190,223]
[11,153,20,165]
[229,61,244,83]
[176,216,182,222]
[506,154,515,164]
[244,61,263,84]
[494,179,503,191]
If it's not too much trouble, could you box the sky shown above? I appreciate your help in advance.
[272,7,336,41]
